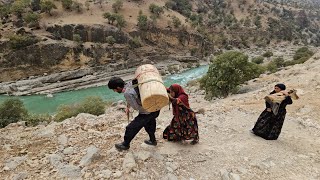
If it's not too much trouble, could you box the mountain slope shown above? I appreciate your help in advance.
[0,48,319,179]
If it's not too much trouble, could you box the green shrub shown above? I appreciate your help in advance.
[77,96,105,116]
[9,34,38,49]
[23,12,40,24]
[293,47,314,61]
[165,0,192,17]
[272,57,285,68]
[200,51,263,99]
[129,36,142,48]
[266,61,278,73]
[252,56,264,64]
[137,10,148,31]
[61,0,73,10]
[40,0,57,15]
[103,12,117,24]
[54,104,78,122]
[0,98,28,128]
[263,51,273,57]
[73,34,82,43]
[149,3,164,17]
[25,113,52,126]
[106,36,116,45]
[171,16,181,28]
[112,0,123,13]
[11,0,29,18]
[0,4,11,19]
[114,14,126,30]
[54,96,105,122]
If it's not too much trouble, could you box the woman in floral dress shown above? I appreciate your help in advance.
[163,84,199,144]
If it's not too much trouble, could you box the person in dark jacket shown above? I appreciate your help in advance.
[108,77,160,151]
[251,83,293,140]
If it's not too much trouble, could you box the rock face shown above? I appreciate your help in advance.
[1,22,214,84]
[46,24,129,44]
[3,43,69,67]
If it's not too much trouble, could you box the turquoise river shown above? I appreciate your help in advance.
[0,66,208,114]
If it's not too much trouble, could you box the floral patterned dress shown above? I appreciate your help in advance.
[163,84,199,142]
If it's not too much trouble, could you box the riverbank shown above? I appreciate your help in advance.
[0,56,205,96]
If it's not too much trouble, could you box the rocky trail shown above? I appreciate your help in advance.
[0,50,320,180]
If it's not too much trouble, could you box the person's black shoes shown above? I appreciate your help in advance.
[115,143,130,151]
[144,140,157,146]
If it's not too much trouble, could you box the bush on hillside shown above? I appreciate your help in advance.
[129,36,142,48]
[61,0,73,10]
[200,51,264,99]
[149,3,164,17]
[266,61,278,73]
[40,0,57,15]
[9,34,39,49]
[171,16,181,28]
[106,36,116,45]
[23,12,40,27]
[252,56,264,64]
[112,0,123,13]
[54,96,106,122]
[165,0,192,17]
[0,98,28,128]
[0,4,11,19]
[283,47,314,66]
[293,47,314,61]
[103,12,117,25]
[137,10,148,31]
[263,51,273,57]
[25,113,52,126]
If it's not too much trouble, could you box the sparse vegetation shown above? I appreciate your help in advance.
[252,56,264,64]
[9,34,39,49]
[61,0,73,10]
[54,96,106,122]
[23,12,40,26]
[171,16,181,28]
[263,51,273,58]
[73,34,82,43]
[149,3,164,18]
[112,0,123,13]
[129,36,142,48]
[40,0,57,15]
[137,10,148,31]
[106,36,116,45]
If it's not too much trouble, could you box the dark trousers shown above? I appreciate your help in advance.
[123,111,160,146]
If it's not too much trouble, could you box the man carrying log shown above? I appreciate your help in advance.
[108,77,160,151]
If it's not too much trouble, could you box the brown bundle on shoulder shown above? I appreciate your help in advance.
[265,89,299,104]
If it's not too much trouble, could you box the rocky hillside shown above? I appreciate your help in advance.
[1,49,319,179]
[1,0,320,84]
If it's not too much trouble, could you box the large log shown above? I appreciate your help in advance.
[135,64,169,112]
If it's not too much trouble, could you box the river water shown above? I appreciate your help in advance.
[0,66,208,114]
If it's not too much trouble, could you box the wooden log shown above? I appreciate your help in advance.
[135,64,169,112]
[264,89,299,104]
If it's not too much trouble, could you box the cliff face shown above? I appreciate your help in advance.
[0,23,211,83]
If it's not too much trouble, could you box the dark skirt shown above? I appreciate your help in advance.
[252,109,287,140]
[163,106,199,142]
